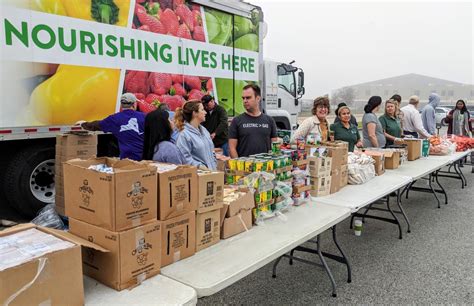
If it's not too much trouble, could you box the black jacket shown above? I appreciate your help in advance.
[202,104,228,147]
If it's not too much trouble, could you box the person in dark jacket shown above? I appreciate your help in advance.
[446,99,473,136]
[201,95,229,156]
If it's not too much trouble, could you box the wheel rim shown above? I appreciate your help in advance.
[29,159,55,203]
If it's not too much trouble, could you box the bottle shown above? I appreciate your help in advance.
[354,219,363,236]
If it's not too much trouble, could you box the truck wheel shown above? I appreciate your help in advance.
[3,145,55,218]
[441,118,447,126]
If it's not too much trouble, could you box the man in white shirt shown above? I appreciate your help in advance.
[400,95,431,138]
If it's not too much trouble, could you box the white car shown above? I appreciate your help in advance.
[435,107,451,126]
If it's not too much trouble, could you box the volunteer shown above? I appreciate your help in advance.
[79,93,145,161]
[400,95,431,138]
[362,96,386,148]
[228,84,278,158]
[445,99,472,136]
[142,109,185,164]
[201,95,229,156]
[421,93,440,135]
[333,102,358,126]
[291,96,330,143]
[330,105,362,152]
[175,100,217,170]
[379,99,402,147]
[390,94,404,132]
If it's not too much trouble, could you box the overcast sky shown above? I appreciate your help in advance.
[252,0,473,98]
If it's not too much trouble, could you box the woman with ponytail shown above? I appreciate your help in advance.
[362,96,386,148]
[175,100,217,170]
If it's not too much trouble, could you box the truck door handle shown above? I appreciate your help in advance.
[278,98,281,108]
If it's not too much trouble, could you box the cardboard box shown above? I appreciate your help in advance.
[402,139,422,161]
[56,133,98,147]
[325,147,348,171]
[64,158,157,232]
[310,176,331,197]
[160,211,196,267]
[308,156,332,177]
[340,164,348,188]
[196,209,220,252]
[69,218,161,291]
[222,188,255,218]
[221,209,253,239]
[197,171,224,213]
[55,194,65,215]
[0,224,94,306]
[155,164,198,221]
[384,151,401,169]
[363,151,385,176]
[330,169,341,194]
[55,145,97,159]
[217,160,227,172]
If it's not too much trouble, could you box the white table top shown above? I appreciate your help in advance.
[427,150,472,163]
[161,202,350,297]
[84,275,197,306]
[388,157,452,180]
[314,172,412,212]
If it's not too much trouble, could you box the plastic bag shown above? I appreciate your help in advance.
[31,204,65,230]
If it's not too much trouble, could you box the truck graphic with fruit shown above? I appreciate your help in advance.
[0,0,305,217]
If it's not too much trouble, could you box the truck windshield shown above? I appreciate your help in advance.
[277,66,296,97]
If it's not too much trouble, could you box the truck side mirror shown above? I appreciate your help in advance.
[298,70,305,95]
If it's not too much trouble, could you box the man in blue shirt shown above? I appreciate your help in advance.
[80,93,145,161]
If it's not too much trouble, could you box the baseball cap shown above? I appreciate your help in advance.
[121,93,137,105]
[201,95,214,104]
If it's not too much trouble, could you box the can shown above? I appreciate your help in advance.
[264,158,274,171]
[254,160,264,172]
[255,193,261,203]
[267,190,273,200]
[234,176,242,183]
[272,141,281,154]
[228,159,237,170]
[236,159,245,171]
[226,174,234,185]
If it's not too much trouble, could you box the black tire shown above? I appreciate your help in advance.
[441,118,447,126]
[3,145,55,218]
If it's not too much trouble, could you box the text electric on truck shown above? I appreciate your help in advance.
[0,0,304,217]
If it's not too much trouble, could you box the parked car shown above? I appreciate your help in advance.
[435,107,451,126]
[467,105,474,122]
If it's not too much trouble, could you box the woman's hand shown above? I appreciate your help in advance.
[356,140,363,148]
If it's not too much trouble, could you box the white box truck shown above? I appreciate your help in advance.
[0,0,304,217]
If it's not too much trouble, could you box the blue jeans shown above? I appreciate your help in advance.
[219,142,229,157]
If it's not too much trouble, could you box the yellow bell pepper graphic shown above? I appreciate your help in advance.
[30,0,68,16]
[63,0,130,27]
[29,65,120,125]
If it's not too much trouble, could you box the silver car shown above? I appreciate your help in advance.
[435,107,451,126]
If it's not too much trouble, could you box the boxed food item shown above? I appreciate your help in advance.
[55,146,97,159]
[69,218,161,291]
[153,163,198,221]
[330,169,341,194]
[363,151,385,176]
[56,133,98,147]
[401,139,422,161]
[160,211,196,267]
[221,209,253,239]
[310,176,331,197]
[196,209,220,252]
[197,170,224,213]
[308,156,332,177]
[0,224,91,306]
[383,151,401,169]
[64,158,157,232]
[340,164,349,188]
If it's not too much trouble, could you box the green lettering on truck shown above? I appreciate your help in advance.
[4,19,29,47]
[160,44,172,63]
[79,30,95,54]
[58,27,76,52]
[105,35,118,57]
[32,24,56,49]
[120,37,135,59]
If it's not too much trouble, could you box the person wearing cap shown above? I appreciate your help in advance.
[333,102,358,127]
[79,93,146,161]
[201,95,229,156]
[362,96,386,148]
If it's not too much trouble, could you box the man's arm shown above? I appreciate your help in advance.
[81,120,102,131]
[229,138,239,158]
[414,113,431,138]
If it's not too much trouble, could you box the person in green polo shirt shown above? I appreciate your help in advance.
[379,99,402,147]
[330,106,362,152]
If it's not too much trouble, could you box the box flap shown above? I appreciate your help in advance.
[0,223,36,237]
[42,228,110,253]
[383,151,394,158]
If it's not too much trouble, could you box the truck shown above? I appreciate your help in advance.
[0,0,305,218]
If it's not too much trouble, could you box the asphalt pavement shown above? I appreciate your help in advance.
[199,164,474,304]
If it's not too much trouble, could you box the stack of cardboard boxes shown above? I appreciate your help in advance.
[195,170,224,251]
[307,154,332,197]
[323,141,349,193]
[154,164,197,267]
[63,157,161,290]
[55,133,97,215]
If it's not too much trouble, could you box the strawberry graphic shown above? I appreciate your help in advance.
[134,93,146,100]
[177,24,192,39]
[160,9,179,36]
[170,83,187,96]
[206,79,213,93]
[193,26,205,42]
[145,93,162,105]
[173,0,185,9]
[193,10,202,27]
[148,73,172,95]
[162,95,185,111]
[184,76,202,90]
[158,0,173,10]
[191,4,201,11]
[136,4,166,34]
[125,70,149,95]
[175,4,194,32]
[138,25,150,31]
[188,89,205,101]
[171,74,184,84]
[137,100,157,114]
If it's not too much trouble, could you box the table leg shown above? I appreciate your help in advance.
[315,235,338,297]
[271,256,283,278]
[457,161,467,187]
[428,173,441,208]
[434,170,448,205]
[386,195,403,240]
[396,188,411,233]
[331,225,352,283]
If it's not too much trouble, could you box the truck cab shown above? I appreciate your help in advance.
[263,60,305,131]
